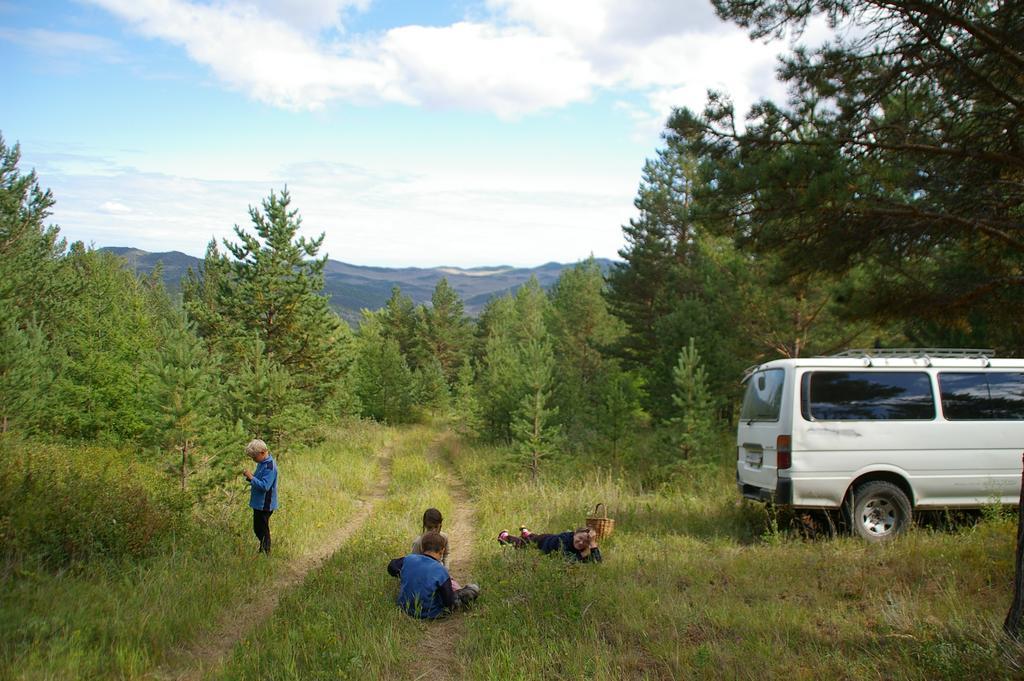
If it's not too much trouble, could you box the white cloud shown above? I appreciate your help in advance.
[381,22,594,117]
[486,0,809,128]
[99,200,132,214]
[85,0,406,110]
[612,30,789,135]
[80,0,835,124]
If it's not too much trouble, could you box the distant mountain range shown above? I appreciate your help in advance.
[101,247,615,323]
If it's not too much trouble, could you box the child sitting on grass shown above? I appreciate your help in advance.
[497,526,602,563]
[387,531,479,619]
[411,507,450,567]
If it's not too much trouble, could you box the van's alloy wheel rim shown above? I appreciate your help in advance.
[861,499,896,535]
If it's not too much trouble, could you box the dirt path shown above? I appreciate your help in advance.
[154,446,394,681]
[408,433,478,681]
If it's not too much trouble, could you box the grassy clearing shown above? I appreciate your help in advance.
[0,420,391,681]
[439,434,1023,680]
[5,424,1023,680]
[213,425,463,681]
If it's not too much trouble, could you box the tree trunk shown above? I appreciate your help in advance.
[532,392,541,481]
[1,414,7,434]
[1003,452,1024,638]
[180,440,189,492]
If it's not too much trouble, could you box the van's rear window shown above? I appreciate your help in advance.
[801,371,935,420]
[740,369,785,421]
[939,372,1024,420]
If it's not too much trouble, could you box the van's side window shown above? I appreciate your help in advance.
[939,372,1024,420]
[801,371,935,421]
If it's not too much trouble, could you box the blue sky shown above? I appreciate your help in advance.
[0,0,821,267]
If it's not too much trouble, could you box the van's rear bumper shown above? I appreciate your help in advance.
[736,473,793,505]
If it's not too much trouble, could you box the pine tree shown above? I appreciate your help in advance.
[478,332,523,441]
[228,334,313,448]
[450,360,482,438]
[670,338,715,459]
[547,258,625,446]
[413,356,450,416]
[380,286,422,367]
[49,246,164,440]
[0,134,67,329]
[418,278,472,386]
[477,296,527,442]
[193,188,349,412]
[511,339,561,481]
[605,144,697,367]
[146,315,221,490]
[0,310,53,435]
[476,281,560,443]
[352,313,414,424]
[594,363,645,466]
[181,239,237,345]
[511,277,549,345]
[678,0,1024,351]
[472,293,513,370]
[604,145,719,417]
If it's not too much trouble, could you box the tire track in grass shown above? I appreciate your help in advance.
[154,446,395,681]
[409,433,477,681]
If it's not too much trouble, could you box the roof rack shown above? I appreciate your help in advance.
[829,348,994,359]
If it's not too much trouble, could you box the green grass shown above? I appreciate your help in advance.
[440,435,1023,680]
[214,425,456,681]
[0,420,391,681]
[4,424,1023,680]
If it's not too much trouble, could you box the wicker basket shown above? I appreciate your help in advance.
[585,503,615,540]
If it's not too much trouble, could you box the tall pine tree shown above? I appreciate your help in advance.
[547,258,625,448]
[352,313,414,424]
[511,338,561,481]
[183,189,353,436]
[670,338,715,460]
[145,314,223,490]
[677,0,1024,351]
[418,278,472,386]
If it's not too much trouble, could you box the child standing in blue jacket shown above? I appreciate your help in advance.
[242,439,278,555]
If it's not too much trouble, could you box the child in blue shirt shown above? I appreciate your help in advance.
[242,438,278,555]
[387,531,479,619]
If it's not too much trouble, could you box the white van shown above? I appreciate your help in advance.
[736,350,1024,541]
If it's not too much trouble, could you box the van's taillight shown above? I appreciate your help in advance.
[776,435,792,470]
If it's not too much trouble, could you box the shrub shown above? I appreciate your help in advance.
[0,436,189,568]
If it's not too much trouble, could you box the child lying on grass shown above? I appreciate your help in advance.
[387,531,480,619]
[497,526,602,563]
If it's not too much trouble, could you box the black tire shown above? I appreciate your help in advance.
[850,481,912,542]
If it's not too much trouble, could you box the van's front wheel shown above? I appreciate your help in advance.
[851,481,912,542]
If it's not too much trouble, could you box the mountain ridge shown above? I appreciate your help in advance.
[101,246,615,323]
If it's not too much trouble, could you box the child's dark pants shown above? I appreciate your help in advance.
[253,509,273,554]
[506,533,555,549]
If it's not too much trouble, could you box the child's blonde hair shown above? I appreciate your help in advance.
[245,439,268,456]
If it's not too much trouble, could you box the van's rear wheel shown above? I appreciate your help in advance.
[851,481,912,542]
